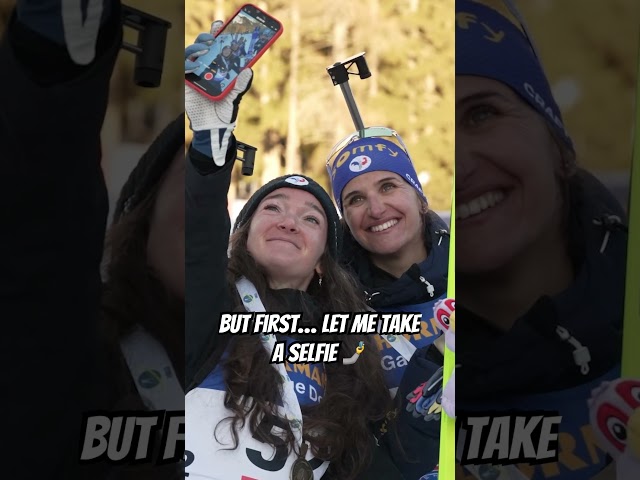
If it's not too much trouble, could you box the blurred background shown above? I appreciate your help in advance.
[0,0,185,224]
[186,0,455,223]
[2,0,637,218]
[102,0,184,223]
[518,0,640,210]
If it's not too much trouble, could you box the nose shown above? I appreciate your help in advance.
[277,214,299,232]
[367,194,386,217]
[455,139,479,189]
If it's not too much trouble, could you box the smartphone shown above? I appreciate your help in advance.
[185,4,283,101]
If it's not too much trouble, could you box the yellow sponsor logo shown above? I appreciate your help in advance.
[456,12,505,43]
[330,142,400,180]
[284,361,327,388]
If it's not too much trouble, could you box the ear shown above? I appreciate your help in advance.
[413,190,428,214]
[314,263,324,277]
[418,195,429,215]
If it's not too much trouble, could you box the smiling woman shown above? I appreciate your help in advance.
[455,2,629,479]
[184,32,400,479]
[341,170,427,278]
[243,188,328,290]
[326,129,450,479]
[456,76,569,281]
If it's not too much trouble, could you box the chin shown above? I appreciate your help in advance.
[368,243,405,258]
[366,234,410,255]
[262,260,305,278]
[457,244,519,277]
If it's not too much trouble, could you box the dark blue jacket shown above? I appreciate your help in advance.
[1,3,121,478]
[341,212,451,480]
[456,170,627,480]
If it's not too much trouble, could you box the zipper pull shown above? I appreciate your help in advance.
[435,228,449,246]
[365,290,381,303]
[419,275,435,297]
[408,264,436,298]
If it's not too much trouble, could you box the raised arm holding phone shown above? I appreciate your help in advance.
[183,15,419,479]
[1,0,121,477]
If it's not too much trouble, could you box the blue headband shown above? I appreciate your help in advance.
[329,137,427,212]
[456,0,574,151]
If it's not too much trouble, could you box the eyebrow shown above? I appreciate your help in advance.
[342,176,402,203]
[263,193,326,218]
[456,90,510,108]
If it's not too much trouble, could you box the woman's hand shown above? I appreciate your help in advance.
[185,20,253,166]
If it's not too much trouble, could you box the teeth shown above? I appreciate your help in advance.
[370,219,398,232]
[457,190,505,220]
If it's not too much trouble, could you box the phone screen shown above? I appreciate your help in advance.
[186,5,281,98]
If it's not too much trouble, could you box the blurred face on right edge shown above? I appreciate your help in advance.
[456,75,566,276]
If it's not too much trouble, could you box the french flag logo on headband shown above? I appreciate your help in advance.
[349,155,372,173]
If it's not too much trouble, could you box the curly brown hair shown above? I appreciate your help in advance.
[215,219,394,480]
[101,188,185,384]
[101,116,186,395]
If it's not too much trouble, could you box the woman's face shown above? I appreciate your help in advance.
[147,148,185,299]
[246,188,328,290]
[341,171,425,258]
[222,46,231,57]
[456,76,565,275]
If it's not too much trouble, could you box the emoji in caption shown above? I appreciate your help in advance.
[343,341,365,365]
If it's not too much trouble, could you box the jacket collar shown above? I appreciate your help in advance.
[342,210,451,308]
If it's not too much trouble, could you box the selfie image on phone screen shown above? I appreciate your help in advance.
[186,5,281,98]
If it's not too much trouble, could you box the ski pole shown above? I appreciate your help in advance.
[326,52,370,133]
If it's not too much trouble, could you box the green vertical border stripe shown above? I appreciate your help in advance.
[622,31,640,378]
[439,177,455,479]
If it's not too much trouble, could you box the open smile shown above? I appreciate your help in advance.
[368,219,399,233]
[457,190,506,221]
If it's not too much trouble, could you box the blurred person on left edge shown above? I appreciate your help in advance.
[1,1,184,479]
[2,0,121,478]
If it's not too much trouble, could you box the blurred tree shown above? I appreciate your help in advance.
[285,0,301,174]
[186,0,455,211]
[114,0,184,141]
[0,0,13,34]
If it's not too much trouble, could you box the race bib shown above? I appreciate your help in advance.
[186,339,329,480]
[459,368,621,480]
[185,388,329,480]
[376,296,445,393]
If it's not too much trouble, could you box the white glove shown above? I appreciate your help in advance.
[185,21,254,166]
